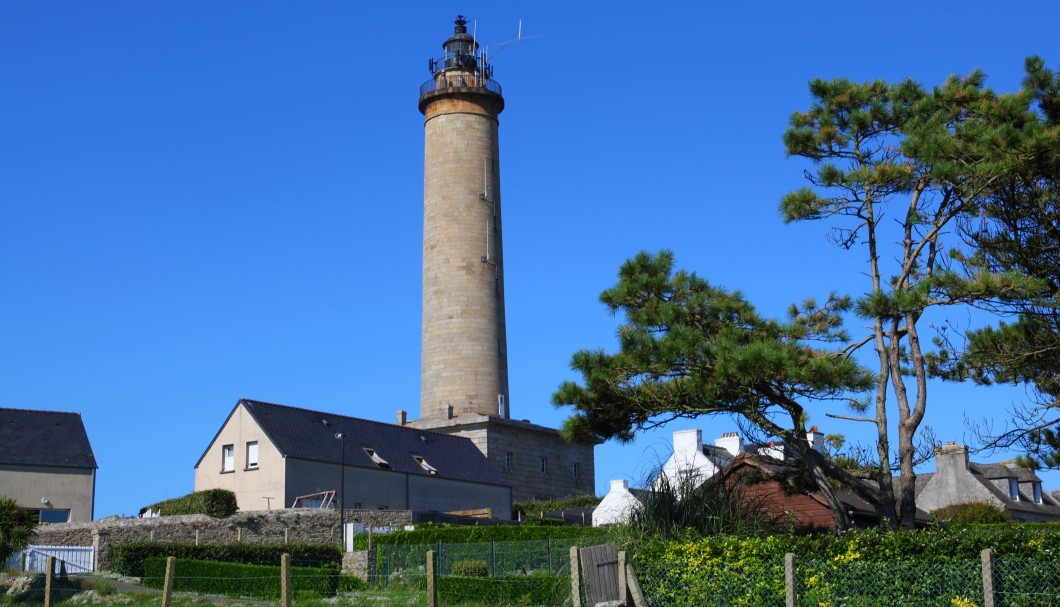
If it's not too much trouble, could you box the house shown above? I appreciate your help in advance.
[0,407,97,522]
[593,426,894,531]
[916,443,1060,522]
[722,452,898,532]
[194,399,512,516]
[592,479,643,527]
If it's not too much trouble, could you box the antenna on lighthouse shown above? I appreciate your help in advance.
[484,19,537,59]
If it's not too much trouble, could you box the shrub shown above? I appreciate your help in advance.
[438,573,567,605]
[108,541,341,577]
[451,560,490,577]
[144,489,238,518]
[0,496,35,565]
[512,494,600,519]
[932,502,1009,525]
[142,557,337,599]
[353,522,608,549]
[627,470,782,541]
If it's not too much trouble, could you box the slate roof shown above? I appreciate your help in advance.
[917,456,1060,519]
[0,407,97,469]
[198,399,508,487]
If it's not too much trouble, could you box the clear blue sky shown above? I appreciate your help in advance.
[3,2,1058,519]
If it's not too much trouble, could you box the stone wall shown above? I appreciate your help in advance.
[30,509,413,572]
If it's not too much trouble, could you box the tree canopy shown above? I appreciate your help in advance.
[941,57,1060,469]
[555,56,1060,531]
[552,250,876,528]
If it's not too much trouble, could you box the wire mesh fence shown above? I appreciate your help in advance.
[632,554,1060,607]
[4,542,1058,606]
[375,537,592,581]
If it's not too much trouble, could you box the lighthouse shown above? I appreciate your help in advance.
[407,17,594,502]
[418,15,509,422]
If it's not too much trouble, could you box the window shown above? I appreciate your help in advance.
[1008,478,1020,501]
[572,463,580,480]
[364,448,390,468]
[414,455,438,475]
[540,457,548,474]
[504,451,513,471]
[222,444,235,472]
[1034,482,1043,504]
[246,441,259,469]
[39,509,70,524]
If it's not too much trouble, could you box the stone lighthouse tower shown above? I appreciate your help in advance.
[418,16,509,422]
[407,17,595,502]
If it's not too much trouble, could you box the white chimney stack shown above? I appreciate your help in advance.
[714,431,743,456]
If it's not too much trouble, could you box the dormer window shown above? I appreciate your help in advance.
[1033,482,1043,504]
[363,448,390,468]
[1008,478,1020,501]
[414,456,438,475]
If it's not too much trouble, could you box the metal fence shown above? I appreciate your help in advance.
[375,537,593,582]
[6,544,94,573]
[633,552,1060,607]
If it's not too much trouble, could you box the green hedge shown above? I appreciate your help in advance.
[354,522,609,549]
[142,557,338,599]
[108,541,341,577]
[145,489,238,518]
[630,527,1060,607]
[438,574,567,606]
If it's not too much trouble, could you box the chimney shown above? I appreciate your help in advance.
[396,410,407,426]
[807,425,825,453]
[935,442,969,473]
[672,429,704,458]
[714,431,743,456]
[610,479,630,492]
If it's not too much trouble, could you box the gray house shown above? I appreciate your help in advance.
[194,399,512,516]
[0,407,97,522]
[917,443,1060,522]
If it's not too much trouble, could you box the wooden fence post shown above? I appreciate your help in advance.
[44,556,55,607]
[981,548,995,607]
[569,546,581,607]
[281,553,292,607]
[785,552,796,607]
[426,550,438,607]
[617,551,628,605]
[161,556,175,607]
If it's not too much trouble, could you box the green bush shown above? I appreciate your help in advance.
[438,574,567,606]
[932,502,1010,525]
[512,494,600,518]
[451,559,490,577]
[142,557,337,599]
[338,574,370,592]
[354,522,608,549]
[144,489,238,518]
[108,541,341,577]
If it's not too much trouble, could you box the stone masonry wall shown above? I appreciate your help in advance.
[30,509,413,572]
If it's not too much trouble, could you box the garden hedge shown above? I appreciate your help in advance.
[142,557,338,599]
[108,541,341,577]
[353,522,608,549]
[144,489,238,518]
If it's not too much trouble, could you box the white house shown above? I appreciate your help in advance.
[592,479,642,527]
[593,426,828,526]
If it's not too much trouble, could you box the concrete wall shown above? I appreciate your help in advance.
[0,464,95,522]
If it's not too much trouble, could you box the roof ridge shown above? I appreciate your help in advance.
[238,398,464,439]
[0,407,83,417]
